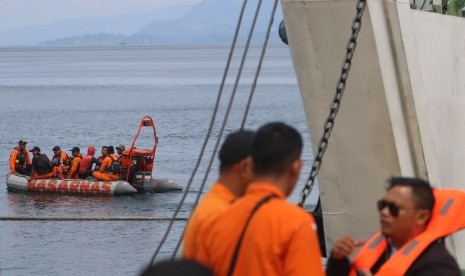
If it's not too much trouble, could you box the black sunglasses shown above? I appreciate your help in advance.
[377,199,400,217]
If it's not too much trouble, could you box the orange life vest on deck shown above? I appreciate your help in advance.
[350,189,465,276]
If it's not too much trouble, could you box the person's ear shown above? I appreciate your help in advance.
[416,209,431,226]
[290,159,303,179]
[239,156,253,178]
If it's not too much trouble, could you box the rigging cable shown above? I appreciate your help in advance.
[170,0,280,258]
[148,0,251,265]
[240,0,279,130]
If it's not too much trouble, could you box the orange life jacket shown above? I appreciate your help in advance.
[51,151,70,166]
[9,147,31,172]
[350,189,465,275]
[79,155,93,174]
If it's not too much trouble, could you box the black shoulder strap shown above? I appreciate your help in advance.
[227,194,277,276]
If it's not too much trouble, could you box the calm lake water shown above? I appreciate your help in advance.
[0,44,319,275]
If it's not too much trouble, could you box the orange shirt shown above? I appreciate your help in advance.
[183,182,236,259]
[99,155,112,173]
[68,156,82,179]
[198,182,324,276]
[51,151,70,166]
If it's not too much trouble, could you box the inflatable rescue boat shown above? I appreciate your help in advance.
[5,116,183,196]
[6,173,137,196]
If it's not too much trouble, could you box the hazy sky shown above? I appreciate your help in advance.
[0,0,201,32]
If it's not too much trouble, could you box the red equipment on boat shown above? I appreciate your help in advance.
[119,116,158,191]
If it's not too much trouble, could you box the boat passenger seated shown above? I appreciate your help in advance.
[30,146,58,179]
[116,144,125,161]
[50,145,70,178]
[9,139,32,176]
[79,146,101,179]
[94,146,108,171]
[68,147,82,179]
[92,146,120,181]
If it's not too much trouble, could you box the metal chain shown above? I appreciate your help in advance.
[298,0,367,207]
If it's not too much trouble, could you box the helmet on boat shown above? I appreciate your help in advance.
[116,144,125,151]
[87,146,96,156]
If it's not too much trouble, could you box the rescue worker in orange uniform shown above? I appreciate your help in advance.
[68,147,82,179]
[95,146,108,171]
[326,177,461,276]
[50,146,70,178]
[92,146,120,181]
[30,146,57,179]
[116,144,126,161]
[9,139,32,175]
[183,130,255,259]
[197,122,324,276]
[78,146,101,179]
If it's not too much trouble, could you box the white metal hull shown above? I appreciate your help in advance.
[282,0,465,267]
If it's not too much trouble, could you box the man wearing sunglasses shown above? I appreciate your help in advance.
[326,177,461,275]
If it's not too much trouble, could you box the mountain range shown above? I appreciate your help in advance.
[0,0,283,45]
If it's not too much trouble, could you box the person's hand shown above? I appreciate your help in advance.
[332,235,365,259]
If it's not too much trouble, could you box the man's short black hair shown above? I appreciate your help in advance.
[387,176,435,212]
[219,130,255,172]
[252,122,303,177]
[107,146,115,154]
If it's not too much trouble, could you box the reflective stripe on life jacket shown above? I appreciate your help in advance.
[351,189,465,276]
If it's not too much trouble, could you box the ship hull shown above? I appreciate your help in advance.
[282,0,465,268]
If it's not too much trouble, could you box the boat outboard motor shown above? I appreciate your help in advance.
[132,171,153,192]
[279,20,288,45]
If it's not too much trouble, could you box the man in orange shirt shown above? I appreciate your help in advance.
[198,122,324,276]
[50,146,70,178]
[116,144,126,161]
[183,130,255,259]
[9,139,32,175]
[92,146,120,181]
[95,146,108,171]
[68,147,82,179]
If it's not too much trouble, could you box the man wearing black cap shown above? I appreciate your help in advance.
[30,146,55,179]
[68,147,82,179]
[9,139,32,175]
[50,145,70,178]
[183,130,255,259]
